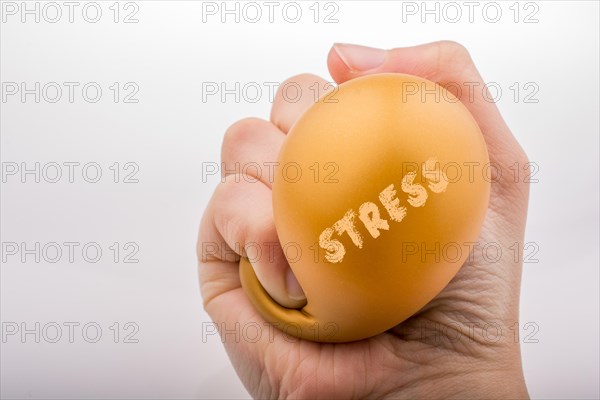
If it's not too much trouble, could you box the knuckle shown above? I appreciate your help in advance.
[510,141,530,170]
[250,218,277,241]
[274,73,327,103]
[213,179,248,245]
[439,40,472,61]
[436,40,474,73]
[278,73,326,91]
[517,152,532,188]
[516,151,530,167]
[222,117,264,154]
[433,40,478,83]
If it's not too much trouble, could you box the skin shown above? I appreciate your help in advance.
[197,41,531,399]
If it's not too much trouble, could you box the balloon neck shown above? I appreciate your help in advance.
[239,257,320,341]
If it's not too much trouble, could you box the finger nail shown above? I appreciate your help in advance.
[285,268,306,302]
[333,43,386,72]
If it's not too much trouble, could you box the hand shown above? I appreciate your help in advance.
[197,41,530,399]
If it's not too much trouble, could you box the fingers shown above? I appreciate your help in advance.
[270,73,331,133]
[221,117,286,187]
[198,117,307,360]
[327,42,529,222]
[199,175,307,310]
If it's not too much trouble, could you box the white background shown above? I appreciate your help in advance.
[1,1,598,399]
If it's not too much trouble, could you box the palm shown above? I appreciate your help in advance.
[209,199,522,399]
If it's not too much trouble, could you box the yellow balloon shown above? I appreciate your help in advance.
[240,73,490,342]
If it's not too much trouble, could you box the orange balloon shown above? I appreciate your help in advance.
[240,73,490,342]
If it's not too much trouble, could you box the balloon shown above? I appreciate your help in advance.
[240,73,490,342]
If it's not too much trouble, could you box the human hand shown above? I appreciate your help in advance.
[198,41,530,399]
